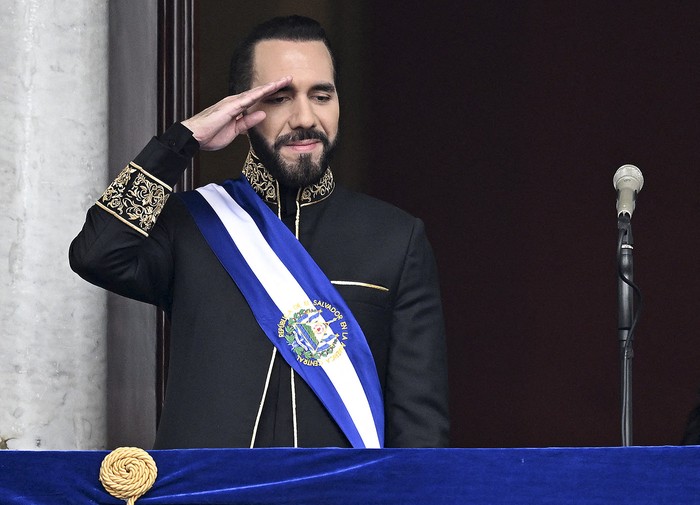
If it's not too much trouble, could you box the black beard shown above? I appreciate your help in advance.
[248,127,336,188]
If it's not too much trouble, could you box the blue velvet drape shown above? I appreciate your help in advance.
[1,447,699,504]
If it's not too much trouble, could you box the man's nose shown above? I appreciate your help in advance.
[289,98,316,130]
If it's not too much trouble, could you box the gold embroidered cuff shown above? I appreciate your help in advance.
[96,162,172,236]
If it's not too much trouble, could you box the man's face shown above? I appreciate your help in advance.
[247,39,339,187]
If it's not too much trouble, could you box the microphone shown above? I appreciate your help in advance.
[613,164,644,218]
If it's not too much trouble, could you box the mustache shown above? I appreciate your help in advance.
[274,129,330,150]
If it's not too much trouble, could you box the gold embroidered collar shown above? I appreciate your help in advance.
[241,150,335,206]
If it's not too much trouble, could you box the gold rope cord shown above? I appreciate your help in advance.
[99,447,158,505]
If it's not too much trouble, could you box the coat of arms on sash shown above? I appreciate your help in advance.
[279,301,348,366]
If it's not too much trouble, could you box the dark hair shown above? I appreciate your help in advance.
[228,15,337,95]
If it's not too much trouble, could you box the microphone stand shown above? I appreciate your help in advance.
[617,214,635,446]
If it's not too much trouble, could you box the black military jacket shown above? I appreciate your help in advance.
[69,124,449,448]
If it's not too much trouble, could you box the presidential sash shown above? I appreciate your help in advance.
[179,178,384,448]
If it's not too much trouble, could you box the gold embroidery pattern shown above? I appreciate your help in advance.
[98,163,171,235]
[300,168,334,205]
[242,150,335,205]
[242,152,277,203]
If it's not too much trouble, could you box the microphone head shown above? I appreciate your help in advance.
[613,164,644,192]
[613,164,644,217]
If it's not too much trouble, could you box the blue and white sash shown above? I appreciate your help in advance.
[179,178,384,448]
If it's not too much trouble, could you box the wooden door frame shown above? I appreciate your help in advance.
[156,0,196,425]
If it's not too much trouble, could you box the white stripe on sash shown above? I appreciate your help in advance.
[198,184,380,448]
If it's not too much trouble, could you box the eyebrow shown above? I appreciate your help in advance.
[276,82,337,94]
[312,82,337,93]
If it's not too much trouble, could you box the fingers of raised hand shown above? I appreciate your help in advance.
[236,110,266,133]
[228,75,292,115]
[196,111,266,151]
[182,76,291,150]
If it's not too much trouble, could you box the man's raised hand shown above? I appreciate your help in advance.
[181,76,291,151]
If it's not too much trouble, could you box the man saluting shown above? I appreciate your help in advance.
[70,15,449,449]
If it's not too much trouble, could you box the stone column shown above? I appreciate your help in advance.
[106,0,158,449]
[0,1,109,450]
